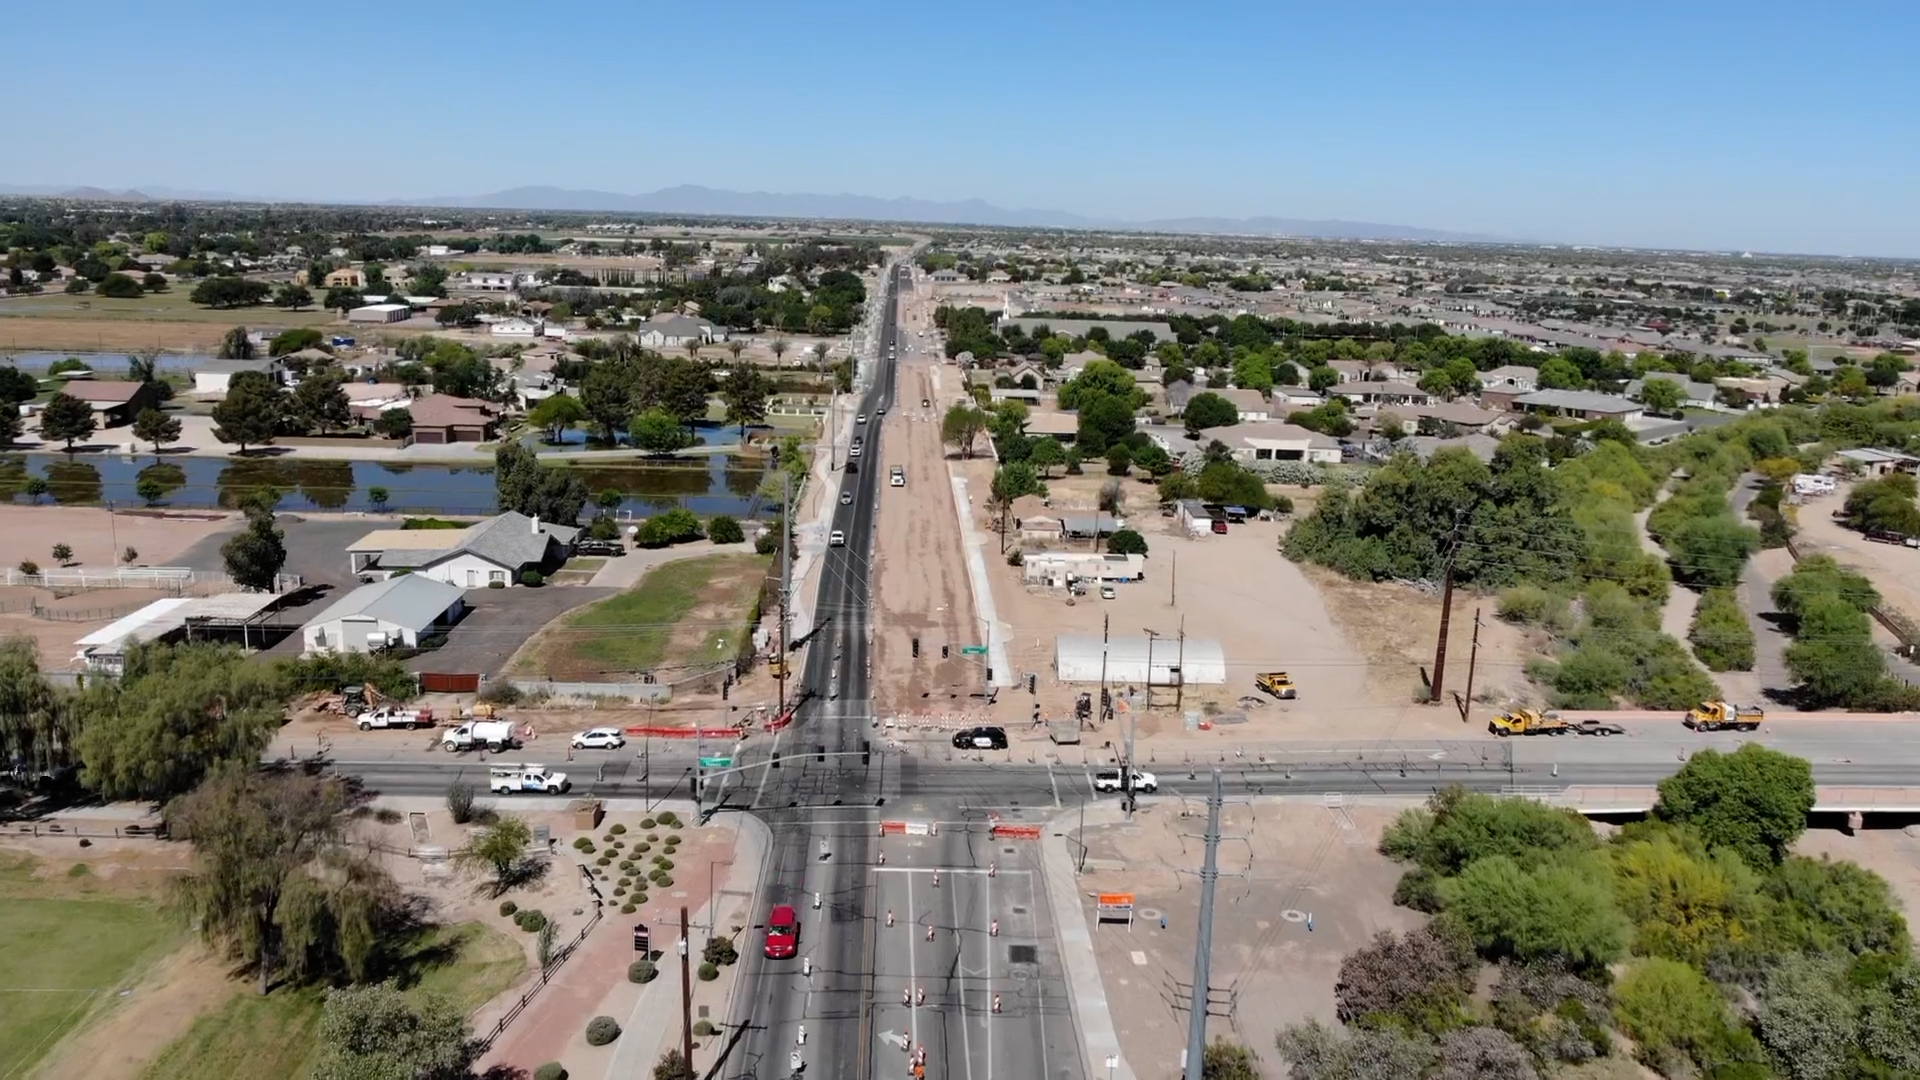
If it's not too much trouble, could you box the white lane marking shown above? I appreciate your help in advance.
[907,869,919,1051]
[1048,761,1061,808]
[986,863,996,1080]
[1025,868,1046,1078]
[953,878,976,1080]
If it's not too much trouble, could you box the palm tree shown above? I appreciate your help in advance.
[684,339,703,365]
[811,343,829,370]
[770,338,790,366]
[726,340,745,362]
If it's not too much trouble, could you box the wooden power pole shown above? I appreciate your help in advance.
[679,905,694,1069]
[1429,515,1466,704]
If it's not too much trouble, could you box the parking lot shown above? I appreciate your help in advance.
[406,583,615,679]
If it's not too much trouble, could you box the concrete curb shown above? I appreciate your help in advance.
[1040,802,1134,1080]
[604,803,771,1079]
[951,473,1013,688]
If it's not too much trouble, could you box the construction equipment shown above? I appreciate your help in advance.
[1254,672,1297,700]
[1685,701,1763,731]
[1489,708,1570,736]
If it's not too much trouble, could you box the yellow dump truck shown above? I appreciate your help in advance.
[1685,701,1763,731]
[1489,709,1625,737]
[1255,672,1297,700]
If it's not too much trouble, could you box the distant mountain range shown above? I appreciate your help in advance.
[0,180,1505,243]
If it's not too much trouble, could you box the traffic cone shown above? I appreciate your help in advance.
[887,908,895,927]
[990,919,999,937]
[926,923,934,941]
[916,987,925,1006]
[903,986,911,1005]
[992,993,1001,1014]
[931,870,939,887]
[988,860,997,878]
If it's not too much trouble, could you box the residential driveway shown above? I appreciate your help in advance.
[406,584,615,678]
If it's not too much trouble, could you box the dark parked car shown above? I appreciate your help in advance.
[952,726,1008,750]
[575,540,626,557]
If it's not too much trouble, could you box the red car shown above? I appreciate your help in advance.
[1210,519,1228,534]
[764,904,799,959]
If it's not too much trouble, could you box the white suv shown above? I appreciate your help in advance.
[1093,768,1157,793]
[571,727,626,750]
[829,530,846,547]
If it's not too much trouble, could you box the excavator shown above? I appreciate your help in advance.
[1488,708,1626,737]
[1684,700,1763,731]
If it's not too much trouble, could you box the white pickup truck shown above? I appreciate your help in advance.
[442,719,521,752]
[355,706,433,731]
[490,764,570,795]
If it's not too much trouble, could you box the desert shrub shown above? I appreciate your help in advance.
[498,900,519,917]
[693,1020,716,1036]
[573,837,595,853]
[1689,587,1756,671]
[1334,924,1477,1034]
[629,959,658,983]
[534,1064,567,1080]
[640,816,657,829]
[515,909,548,933]
[610,823,627,834]
[698,962,719,981]
[703,936,739,967]
[655,857,674,871]
[621,902,636,914]
[706,515,745,544]
[657,811,679,826]
[655,874,674,888]
[585,1015,622,1046]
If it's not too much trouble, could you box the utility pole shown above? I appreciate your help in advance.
[1174,615,1186,712]
[777,470,791,716]
[1182,770,1224,1080]
[1169,549,1176,607]
[1096,613,1110,730]
[1460,607,1483,724]
[679,906,695,1071]
[1429,513,1466,705]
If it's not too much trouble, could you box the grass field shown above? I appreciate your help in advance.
[516,552,770,680]
[137,921,524,1080]
[0,856,179,1079]
[0,290,337,326]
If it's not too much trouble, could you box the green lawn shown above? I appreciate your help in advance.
[139,921,525,1080]
[0,856,178,1079]
[0,289,336,326]
[0,897,177,1077]
[522,552,768,679]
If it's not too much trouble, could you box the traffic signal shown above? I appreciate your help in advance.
[941,644,950,659]
[816,744,826,763]
[912,637,920,658]
[861,741,871,766]
[1027,673,1037,694]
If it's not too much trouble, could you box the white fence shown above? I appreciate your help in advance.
[0,567,302,593]
[504,678,672,704]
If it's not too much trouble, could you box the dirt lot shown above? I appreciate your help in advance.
[0,506,236,570]
[1792,482,1920,632]
[959,472,1516,744]
[1077,798,1424,1071]
[0,507,245,668]
[868,355,984,716]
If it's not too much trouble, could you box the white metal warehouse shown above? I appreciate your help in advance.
[1053,634,1228,685]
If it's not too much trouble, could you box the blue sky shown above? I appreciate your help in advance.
[7,1,1917,256]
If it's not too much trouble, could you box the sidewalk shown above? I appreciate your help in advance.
[1040,802,1133,1080]
[606,811,772,1079]
[472,800,746,1076]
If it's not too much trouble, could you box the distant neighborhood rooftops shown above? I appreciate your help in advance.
[299,574,466,632]
[1511,389,1643,416]
[57,379,143,404]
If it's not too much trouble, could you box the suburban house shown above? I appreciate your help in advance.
[635,313,723,349]
[1024,410,1079,441]
[1062,513,1126,539]
[1330,380,1430,407]
[324,268,365,289]
[344,382,413,423]
[929,268,963,283]
[193,358,284,398]
[346,303,411,324]
[1272,387,1324,409]
[52,379,160,426]
[1509,389,1645,422]
[490,317,544,338]
[989,386,1044,405]
[407,395,498,443]
[1218,388,1272,422]
[1626,376,1719,409]
[1326,359,1404,383]
[1398,401,1506,433]
[347,511,579,587]
[455,271,531,292]
[299,574,467,656]
[1207,421,1342,464]
[1481,365,1540,393]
